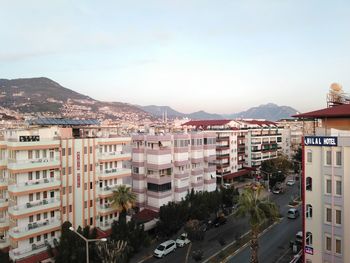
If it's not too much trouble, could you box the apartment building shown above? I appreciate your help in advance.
[295,104,350,263]
[0,119,131,263]
[182,119,284,183]
[131,132,216,211]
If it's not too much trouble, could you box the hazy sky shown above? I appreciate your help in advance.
[1,0,350,114]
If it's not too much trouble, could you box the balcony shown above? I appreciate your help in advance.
[98,151,131,162]
[9,238,57,261]
[98,203,116,214]
[9,197,60,216]
[7,157,60,171]
[10,217,61,239]
[99,220,114,231]
[98,184,119,197]
[98,168,130,179]
[0,177,7,187]
[0,198,8,208]
[0,237,9,249]
[0,217,9,228]
[8,177,61,194]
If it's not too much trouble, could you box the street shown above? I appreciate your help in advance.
[132,180,301,263]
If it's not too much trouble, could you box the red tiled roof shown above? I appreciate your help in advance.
[293,104,350,118]
[242,120,277,126]
[182,119,232,127]
[16,249,57,263]
[223,169,252,180]
[133,209,159,223]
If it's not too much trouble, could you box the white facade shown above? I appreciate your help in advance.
[0,126,131,262]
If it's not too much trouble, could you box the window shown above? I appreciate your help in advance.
[35,150,40,158]
[62,187,65,195]
[307,150,312,163]
[36,214,41,221]
[68,148,72,155]
[44,233,48,240]
[336,151,342,166]
[335,180,342,196]
[36,171,40,180]
[69,186,72,193]
[29,215,33,222]
[37,235,41,242]
[305,232,313,246]
[84,201,87,208]
[90,164,93,171]
[84,165,87,172]
[90,146,92,154]
[62,167,66,175]
[306,177,312,191]
[306,204,313,218]
[29,194,33,202]
[326,236,332,252]
[90,200,93,207]
[326,179,332,194]
[90,182,93,189]
[326,207,332,223]
[84,147,87,154]
[29,237,34,244]
[36,192,40,200]
[44,212,48,219]
[28,172,33,181]
[51,231,55,237]
[68,167,72,175]
[43,170,47,178]
[335,238,342,254]
[62,148,65,156]
[69,205,72,213]
[326,150,332,165]
[63,206,66,214]
[335,209,341,225]
[28,150,33,159]
[147,182,172,192]
[51,211,54,217]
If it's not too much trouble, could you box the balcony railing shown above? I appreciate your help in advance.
[98,168,130,178]
[9,177,60,193]
[7,157,60,171]
[10,197,60,215]
[98,151,131,160]
[10,238,57,260]
[11,217,60,235]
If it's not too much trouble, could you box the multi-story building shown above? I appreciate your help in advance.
[0,119,131,263]
[182,119,284,183]
[295,104,350,263]
[131,132,216,211]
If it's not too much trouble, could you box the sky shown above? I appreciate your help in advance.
[1,0,350,114]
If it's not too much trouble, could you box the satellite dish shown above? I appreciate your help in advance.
[330,83,343,93]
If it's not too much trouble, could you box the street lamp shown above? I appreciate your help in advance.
[259,170,272,200]
[69,226,107,263]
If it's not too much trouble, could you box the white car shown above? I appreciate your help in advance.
[286,180,295,186]
[153,240,176,258]
[176,233,191,247]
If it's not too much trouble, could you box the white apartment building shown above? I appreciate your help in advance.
[183,119,285,182]
[296,104,350,263]
[0,119,131,263]
[131,132,216,211]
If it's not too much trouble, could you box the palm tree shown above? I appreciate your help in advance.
[234,184,279,263]
[110,185,136,222]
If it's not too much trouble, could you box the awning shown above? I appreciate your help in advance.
[223,169,251,180]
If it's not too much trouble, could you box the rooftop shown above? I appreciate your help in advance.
[293,104,350,119]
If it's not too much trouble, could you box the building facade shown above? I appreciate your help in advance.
[296,104,350,263]
[0,124,131,262]
[131,132,217,211]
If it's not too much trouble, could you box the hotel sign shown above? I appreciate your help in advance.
[304,136,337,146]
[19,135,40,142]
[305,246,314,255]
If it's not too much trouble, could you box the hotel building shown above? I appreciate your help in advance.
[131,132,216,211]
[295,104,350,263]
[0,120,131,262]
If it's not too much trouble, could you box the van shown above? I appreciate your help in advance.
[287,208,299,219]
[153,240,176,258]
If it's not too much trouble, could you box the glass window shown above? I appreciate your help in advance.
[326,150,332,165]
[336,180,342,196]
[62,148,65,156]
[306,232,312,246]
[326,179,332,194]
[326,208,332,223]
[326,236,332,251]
[306,177,312,191]
[336,238,341,254]
[336,209,341,225]
[306,204,313,218]
[336,151,342,166]
[307,150,312,163]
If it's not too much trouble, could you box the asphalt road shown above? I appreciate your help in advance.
[227,184,302,263]
[133,181,301,263]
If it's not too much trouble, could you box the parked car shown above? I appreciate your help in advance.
[176,233,191,247]
[213,216,227,227]
[272,184,285,194]
[153,240,176,258]
[295,231,303,245]
[287,208,299,219]
[286,180,296,186]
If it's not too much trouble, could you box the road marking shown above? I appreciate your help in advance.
[275,247,291,263]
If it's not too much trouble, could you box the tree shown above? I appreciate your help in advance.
[292,147,302,173]
[55,222,99,263]
[110,185,136,222]
[157,201,188,237]
[234,185,279,263]
[96,240,129,263]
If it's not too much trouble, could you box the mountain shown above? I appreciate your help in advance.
[0,77,152,121]
[224,103,299,121]
[138,105,224,120]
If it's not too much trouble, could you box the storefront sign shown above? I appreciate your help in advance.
[304,136,337,146]
[305,246,314,255]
